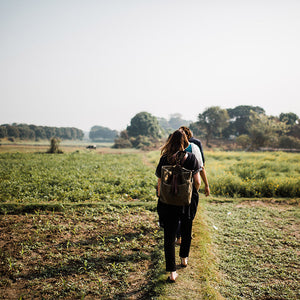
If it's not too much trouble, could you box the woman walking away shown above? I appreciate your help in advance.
[155,130,202,283]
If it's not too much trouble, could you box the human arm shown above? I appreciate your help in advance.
[200,167,210,196]
[155,156,164,198]
[157,178,161,197]
[193,172,201,191]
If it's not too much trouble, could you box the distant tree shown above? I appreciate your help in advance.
[130,135,152,149]
[89,126,118,141]
[45,127,56,139]
[236,134,251,149]
[168,113,192,130]
[55,127,63,138]
[278,136,300,149]
[127,112,162,139]
[29,124,37,131]
[62,128,72,139]
[120,130,129,139]
[113,138,132,148]
[0,124,83,141]
[113,113,163,149]
[279,112,298,126]
[288,122,300,139]
[113,130,132,148]
[71,127,84,140]
[158,114,192,135]
[17,124,35,140]
[6,125,20,138]
[197,106,230,146]
[35,127,47,140]
[224,105,265,137]
[0,126,7,138]
[270,116,290,137]
[189,122,203,137]
[157,117,171,134]
[246,111,289,150]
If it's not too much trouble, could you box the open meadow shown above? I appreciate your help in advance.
[0,146,299,299]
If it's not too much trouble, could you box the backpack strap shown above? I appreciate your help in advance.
[171,151,188,195]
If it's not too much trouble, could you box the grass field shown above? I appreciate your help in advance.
[206,151,300,198]
[206,200,300,299]
[0,147,299,299]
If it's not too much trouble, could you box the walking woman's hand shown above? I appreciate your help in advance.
[204,185,210,196]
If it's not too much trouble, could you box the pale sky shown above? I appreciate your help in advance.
[1,0,299,132]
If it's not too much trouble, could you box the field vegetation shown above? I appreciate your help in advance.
[206,200,299,299]
[207,151,300,198]
[0,151,156,205]
[0,147,299,299]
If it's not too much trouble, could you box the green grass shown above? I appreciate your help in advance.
[205,151,300,197]
[0,152,157,203]
[206,200,300,299]
[0,150,164,299]
[0,149,299,299]
[1,151,299,205]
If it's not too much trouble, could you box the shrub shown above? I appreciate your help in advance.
[278,136,300,149]
[47,137,63,154]
[236,134,251,149]
[112,137,132,149]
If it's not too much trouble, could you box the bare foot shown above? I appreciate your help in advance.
[167,271,178,282]
[181,257,188,267]
[175,237,181,245]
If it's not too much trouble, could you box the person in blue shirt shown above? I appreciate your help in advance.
[174,127,210,245]
[180,126,210,196]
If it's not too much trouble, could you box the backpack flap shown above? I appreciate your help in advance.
[160,157,193,206]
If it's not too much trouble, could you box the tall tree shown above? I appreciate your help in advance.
[168,113,191,130]
[197,106,229,146]
[246,111,289,150]
[224,105,265,137]
[6,125,20,138]
[35,127,47,140]
[0,126,7,138]
[157,114,191,136]
[89,126,118,141]
[127,112,162,139]
[279,112,299,125]
[288,122,300,139]
[0,124,83,140]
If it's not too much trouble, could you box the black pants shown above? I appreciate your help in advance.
[163,213,193,272]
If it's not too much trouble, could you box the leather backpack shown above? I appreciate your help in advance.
[160,151,193,206]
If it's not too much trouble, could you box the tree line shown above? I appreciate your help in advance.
[113,106,300,150]
[191,106,299,150]
[3,105,299,150]
[89,114,192,143]
[89,126,118,142]
[0,124,84,141]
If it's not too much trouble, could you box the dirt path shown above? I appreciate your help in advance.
[158,200,224,300]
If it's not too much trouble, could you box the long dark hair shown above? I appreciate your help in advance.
[161,130,189,161]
